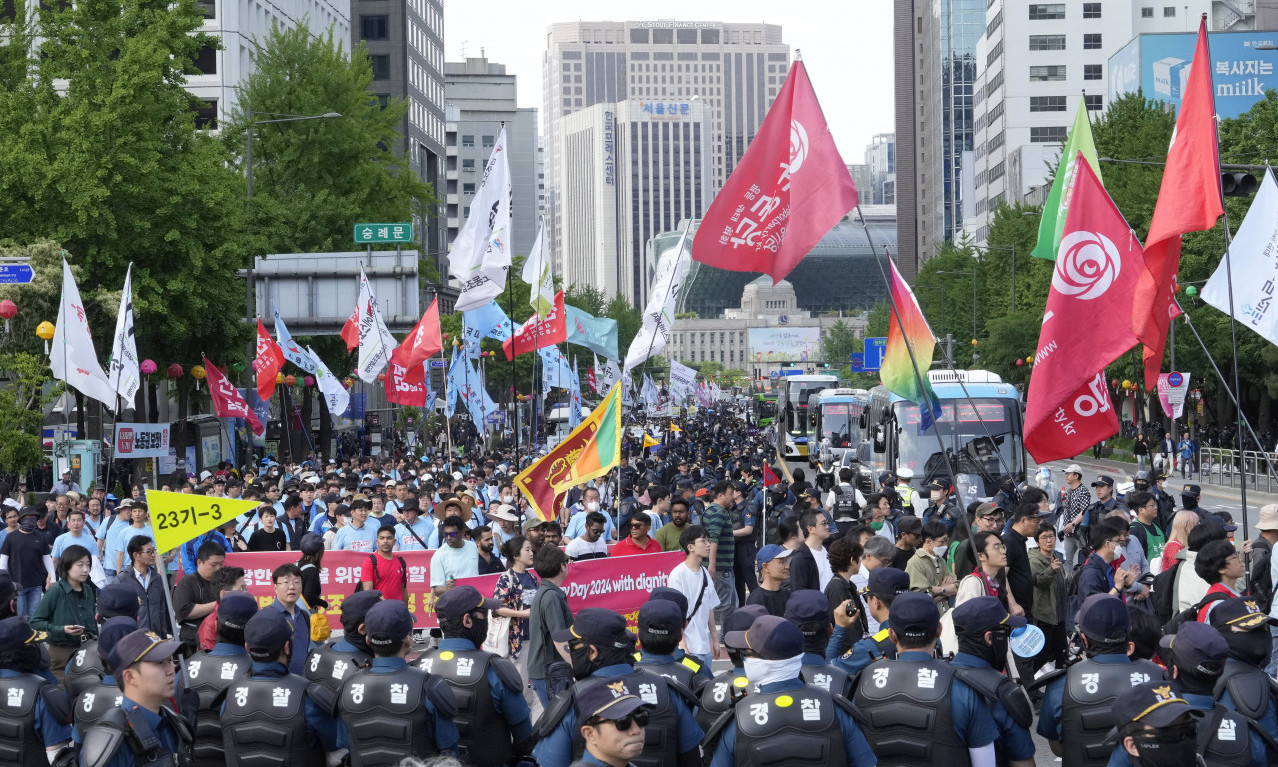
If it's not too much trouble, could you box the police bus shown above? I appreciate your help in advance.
[866,369,1025,502]
[777,373,839,461]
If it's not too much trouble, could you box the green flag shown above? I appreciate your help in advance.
[1031,100,1101,261]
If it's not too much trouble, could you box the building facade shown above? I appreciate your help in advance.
[541,20,789,280]
[865,132,897,205]
[562,100,713,306]
[443,57,539,259]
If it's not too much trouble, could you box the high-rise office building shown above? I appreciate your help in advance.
[443,57,539,259]
[864,133,897,205]
[353,0,447,276]
[541,20,789,284]
[561,100,713,307]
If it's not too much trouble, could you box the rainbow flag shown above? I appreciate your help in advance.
[514,383,622,521]
[882,259,942,434]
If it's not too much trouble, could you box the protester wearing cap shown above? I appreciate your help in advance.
[0,617,71,764]
[744,544,791,617]
[1108,681,1204,767]
[183,591,256,765]
[632,598,711,694]
[78,628,193,767]
[828,567,911,678]
[851,591,1000,765]
[706,615,876,767]
[336,599,459,763]
[62,583,141,698]
[533,607,702,767]
[0,506,57,621]
[1058,464,1091,566]
[1036,594,1165,764]
[888,514,923,570]
[783,589,853,698]
[70,616,138,742]
[570,676,653,767]
[304,590,383,706]
[416,585,533,767]
[949,596,1036,766]
[1206,596,1278,746]
[392,497,434,552]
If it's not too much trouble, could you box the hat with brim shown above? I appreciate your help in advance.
[110,629,183,677]
[488,505,520,522]
[1114,681,1204,729]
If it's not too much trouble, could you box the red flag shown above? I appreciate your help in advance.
[691,60,858,282]
[586,364,598,395]
[396,297,442,369]
[1025,156,1144,463]
[204,356,264,436]
[762,463,781,487]
[502,291,567,360]
[341,305,360,352]
[1134,16,1222,388]
[253,319,284,401]
[385,347,428,407]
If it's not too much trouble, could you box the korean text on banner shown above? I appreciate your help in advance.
[145,490,261,553]
[226,550,684,631]
[1157,372,1192,419]
[113,423,170,459]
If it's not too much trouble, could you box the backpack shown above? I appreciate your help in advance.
[355,553,407,593]
[1162,591,1231,635]
[1151,560,1182,626]
[1250,545,1274,614]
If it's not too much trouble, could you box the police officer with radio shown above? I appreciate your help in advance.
[1035,594,1165,767]
[785,590,852,698]
[0,617,72,766]
[827,568,910,677]
[64,585,141,698]
[304,589,382,711]
[697,605,766,733]
[220,609,342,766]
[183,592,256,767]
[416,584,533,767]
[633,599,710,694]
[532,607,703,767]
[705,615,876,767]
[949,597,1036,767]
[336,599,459,766]
[71,617,138,742]
[850,591,1001,766]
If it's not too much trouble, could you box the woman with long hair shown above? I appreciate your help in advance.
[30,543,98,683]
[492,534,539,715]
[1161,510,1200,572]
[296,533,328,611]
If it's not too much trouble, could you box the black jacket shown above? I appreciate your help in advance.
[116,565,175,638]
[787,543,821,592]
[1002,528,1034,612]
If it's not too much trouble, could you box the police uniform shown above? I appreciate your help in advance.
[828,622,896,678]
[220,660,339,765]
[1105,692,1264,767]
[800,652,853,699]
[336,642,459,764]
[417,637,533,767]
[183,642,251,766]
[634,649,711,695]
[950,652,1035,763]
[697,666,751,733]
[65,640,110,698]
[304,636,372,712]
[0,667,73,766]
[1035,654,1164,766]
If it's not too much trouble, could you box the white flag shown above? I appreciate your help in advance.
[623,228,691,371]
[106,264,140,406]
[522,221,556,318]
[51,258,116,409]
[449,127,513,312]
[307,346,350,417]
[642,374,660,411]
[602,358,622,390]
[1203,168,1278,347]
[355,268,396,383]
[668,359,696,399]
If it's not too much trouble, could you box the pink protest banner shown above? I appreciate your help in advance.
[226,549,684,631]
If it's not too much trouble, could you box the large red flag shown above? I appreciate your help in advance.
[340,304,360,352]
[1025,156,1144,463]
[204,356,264,436]
[1134,15,1222,388]
[691,60,858,282]
[385,348,428,407]
[253,319,284,401]
[502,291,567,360]
[395,297,442,368]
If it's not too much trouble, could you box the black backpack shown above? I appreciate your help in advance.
[1250,545,1274,614]
[1162,592,1231,635]
[1151,561,1182,626]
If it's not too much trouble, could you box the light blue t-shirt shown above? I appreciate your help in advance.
[394,517,435,552]
[51,530,97,559]
[564,510,616,542]
[103,519,136,572]
[333,522,380,552]
[429,540,478,586]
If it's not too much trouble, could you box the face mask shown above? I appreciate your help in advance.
[930,491,943,503]
[570,643,600,680]
[869,521,884,531]
[585,502,599,512]
[1225,629,1272,667]
[466,614,489,648]
[18,518,36,533]
[932,544,949,558]
[957,632,1009,672]
[1130,722,1199,767]
[1112,544,1126,560]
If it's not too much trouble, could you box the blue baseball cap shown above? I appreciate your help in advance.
[784,590,832,631]
[951,595,1027,635]
[887,592,940,641]
[722,605,767,646]
[1114,681,1202,728]
[244,610,293,661]
[725,614,803,660]
[1159,622,1228,677]
[341,590,383,624]
[435,585,501,621]
[97,584,142,620]
[109,629,182,677]
[96,616,138,664]
[638,600,683,638]
[755,544,793,568]
[217,592,259,632]
[649,588,688,616]
[0,617,45,651]
[364,600,415,648]
[865,568,911,598]
[1077,594,1130,644]
[573,676,652,723]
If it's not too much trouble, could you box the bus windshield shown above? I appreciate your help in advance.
[820,403,857,447]
[891,399,1023,487]
[786,379,837,436]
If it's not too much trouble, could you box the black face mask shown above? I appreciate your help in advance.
[570,643,598,680]
[1225,628,1271,668]
[958,631,1010,672]
[1130,721,1199,767]
[18,518,36,533]
[465,614,489,649]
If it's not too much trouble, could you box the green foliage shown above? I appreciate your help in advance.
[821,320,860,368]
[0,352,59,473]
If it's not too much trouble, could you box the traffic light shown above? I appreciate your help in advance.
[1222,172,1258,197]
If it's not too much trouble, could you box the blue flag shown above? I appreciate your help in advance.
[463,301,514,359]
[539,347,574,389]
[274,309,317,374]
[565,305,619,360]
[445,348,463,417]
[569,357,582,429]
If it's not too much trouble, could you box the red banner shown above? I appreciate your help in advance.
[227,549,684,630]
[385,349,429,406]
[502,292,567,360]
[204,355,264,436]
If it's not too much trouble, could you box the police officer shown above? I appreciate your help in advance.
[894,468,920,515]
[921,480,961,532]
[784,589,852,698]
[949,596,1036,767]
[1208,597,1278,747]
[416,585,533,767]
[1035,594,1165,766]
[336,599,459,766]
[706,615,876,767]
[71,617,137,742]
[850,591,1001,765]
[1079,475,1129,538]
[633,599,710,694]
[220,609,342,766]
[697,605,766,733]
[0,617,72,765]
[643,588,711,681]
[532,607,703,767]
[304,589,382,711]
[64,585,141,698]
[567,677,653,767]
[1109,682,1208,767]
[77,628,194,767]
[182,591,256,767]
[1153,472,1178,531]
[827,568,910,677]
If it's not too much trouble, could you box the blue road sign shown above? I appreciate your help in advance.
[0,264,35,284]
[852,337,886,372]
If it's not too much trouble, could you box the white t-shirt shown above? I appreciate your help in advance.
[812,543,834,591]
[851,567,879,634]
[667,561,720,656]
[564,537,609,560]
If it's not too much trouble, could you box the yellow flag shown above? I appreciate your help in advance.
[643,433,661,449]
[145,490,261,552]
[669,424,682,434]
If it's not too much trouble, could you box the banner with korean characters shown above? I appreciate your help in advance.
[113,422,172,459]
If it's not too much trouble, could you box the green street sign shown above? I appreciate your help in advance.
[354,222,413,244]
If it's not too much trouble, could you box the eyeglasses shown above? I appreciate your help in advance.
[141,549,157,555]
[443,531,461,538]
[590,711,650,731]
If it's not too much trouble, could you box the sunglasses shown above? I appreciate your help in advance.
[592,711,650,730]
[443,531,461,538]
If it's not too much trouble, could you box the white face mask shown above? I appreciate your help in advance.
[586,501,600,512]
[932,544,949,558]
[930,491,943,503]
[1112,543,1125,559]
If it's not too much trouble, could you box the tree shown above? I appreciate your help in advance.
[821,320,860,369]
[0,352,59,473]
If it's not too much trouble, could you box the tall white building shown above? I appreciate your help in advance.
[865,133,897,205]
[562,100,713,307]
[542,20,789,283]
[967,0,1215,242]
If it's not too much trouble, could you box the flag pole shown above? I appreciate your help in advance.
[506,269,519,460]
[443,345,454,458]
